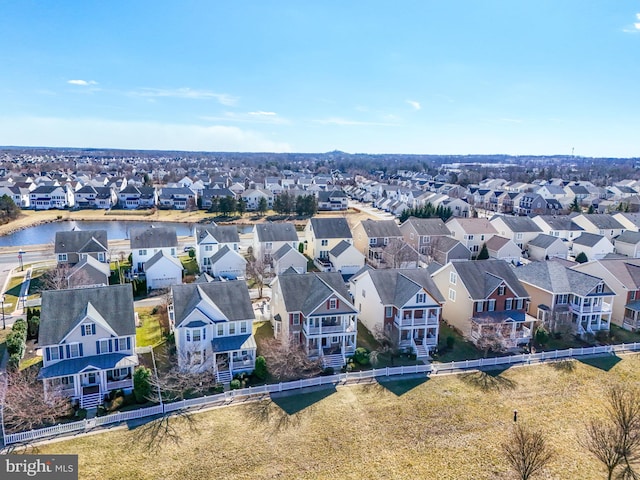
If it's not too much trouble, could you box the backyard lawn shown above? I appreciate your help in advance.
[135,307,164,348]
[34,353,640,479]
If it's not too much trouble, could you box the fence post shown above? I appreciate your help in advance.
[279,382,282,392]
[386,367,389,377]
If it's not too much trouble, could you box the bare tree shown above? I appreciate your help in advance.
[369,325,400,367]
[581,385,640,480]
[502,424,554,480]
[39,265,71,290]
[1,369,73,434]
[261,337,322,381]
[473,324,507,357]
[382,239,419,269]
[247,254,270,299]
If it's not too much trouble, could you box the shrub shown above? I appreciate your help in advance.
[353,347,370,366]
[446,335,455,350]
[133,367,152,403]
[6,331,26,357]
[535,326,549,346]
[27,316,40,340]
[76,408,87,420]
[7,353,21,372]
[230,379,241,390]
[12,318,27,336]
[254,355,267,380]
[323,367,335,376]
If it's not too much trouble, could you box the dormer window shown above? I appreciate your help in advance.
[416,293,426,303]
[329,298,337,309]
[82,324,95,336]
[596,283,604,293]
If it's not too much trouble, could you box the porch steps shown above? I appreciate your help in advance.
[414,343,430,359]
[216,370,233,384]
[322,354,345,370]
[81,393,102,410]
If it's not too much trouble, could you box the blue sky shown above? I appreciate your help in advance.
[0,1,639,156]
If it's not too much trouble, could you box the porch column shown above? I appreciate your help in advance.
[100,371,107,391]
[229,353,234,373]
[74,374,81,397]
[511,322,516,339]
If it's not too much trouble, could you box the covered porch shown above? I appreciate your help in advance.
[39,353,138,409]
[469,311,536,349]
[623,301,640,331]
[211,334,257,383]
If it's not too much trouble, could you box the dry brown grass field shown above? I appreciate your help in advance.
[29,354,637,479]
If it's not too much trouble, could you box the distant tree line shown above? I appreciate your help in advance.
[207,196,247,216]
[273,192,317,217]
[399,203,452,223]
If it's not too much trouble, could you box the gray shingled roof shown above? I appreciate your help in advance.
[515,261,612,296]
[580,214,625,230]
[494,216,542,233]
[528,233,562,249]
[485,235,513,251]
[208,245,244,265]
[615,231,640,245]
[272,243,303,261]
[534,215,584,231]
[365,269,445,306]
[360,219,402,238]
[276,271,355,315]
[452,259,529,300]
[330,240,352,257]
[145,249,182,270]
[402,217,451,236]
[39,284,135,346]
[573,232,607,247]
[54,230,108,254]
[195,225,240,244]
[432,236,465,253]
[254,222,298,242]
[130,226,178,249]
[171,281,254,325]
[309,217,352,239]
[39,353,137,379]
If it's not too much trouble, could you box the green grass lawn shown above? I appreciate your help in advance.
[433,322,484,363]
[135,307,164,348]
[0,327,9,363]
[179,255,199,275]
[34,354,640,479]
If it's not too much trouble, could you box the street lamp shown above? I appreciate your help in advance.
[1,295,5,330]
[18,249,25,272]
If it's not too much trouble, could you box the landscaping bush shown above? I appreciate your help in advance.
[353,347,370,366]
[12,318,27,336]
[6,331,26,357]
[323,367,335,376]
[7,353,21,372]
[27,316,40,340]
[76,408,87,420]
[446,335,455,350]
[254,355,267,380]
[534,326,549,346]
[133,367,152,403]
[230,379,241,390]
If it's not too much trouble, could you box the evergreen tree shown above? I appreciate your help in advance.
[236,197,247,216]
[476,243,490,260]
[575,252,588,263]
[257,197,268,215]
[570,197,581,212]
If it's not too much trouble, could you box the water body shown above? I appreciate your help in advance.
[0,220,198,247]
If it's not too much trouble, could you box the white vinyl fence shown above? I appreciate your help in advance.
[4,342,640,446]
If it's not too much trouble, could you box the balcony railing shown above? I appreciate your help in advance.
[106,379,133,391]
[304,322,355,335]
[394,315,439,327]
[570,302,611,314]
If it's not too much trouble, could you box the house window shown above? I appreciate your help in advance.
[596,284,604,293]
[265,242,273,251]
[505,299,513,310]
[475,301,483,313]
[68,343,80,358]
[58,253,68,262]
[416,293,426,303]
[448,289,456,302]
[385,306,393,317]
[83,324,94,336]
[516,233,523,240]
[49,346,60,361]
[292,313,300,325]
[186,330,191,342]
[240,322,248,334]
[516,299,524,309]
[100,339,110,352]
[205,245,213,252]
[369,238,376,246]
[321,239,328,246]
[488,300,496,311]
[139,249,147,256]
[192,329,201,342]
[118,338,127,350]
[229,322,236,334]
[631,291,637,301]
[329,298,337,309]
[472,245,479,252]
[98,252,105,262]
[450,272,457,285]
[498,285,505,296]
[383,238,389,245]
[217,324,224,336]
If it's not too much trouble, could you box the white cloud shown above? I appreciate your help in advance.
[315,117,399,127]
[67,79,98,86]
[0,116,291,152]
[129,87,237,105]
[406,100,421,110]
[200,111,289,125]
[248,111,277,116]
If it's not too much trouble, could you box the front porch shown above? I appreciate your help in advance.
[398,326,438,358]
[211,334,257,383]
[623,301,640,331]
[306,333,356,367]
[469,311,536,349]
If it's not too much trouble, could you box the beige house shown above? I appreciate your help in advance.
[445,217,498,256]
[431,259,534,348]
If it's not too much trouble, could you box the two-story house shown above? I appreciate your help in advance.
[194,225,241,273]
[399,217,452,256]
[130,226,179,273]
[572,257,640,331]
[303,217,353,271]
[30,185,70,210]
[489,215,542,251]
[54,229,109,266]
[38,284,138,409]
[170,281,256,384]
[570,213,626,241]
[352,219,408,268]
[445,217,498,256]
[252,223,298,263]
[74,185,117,209]
[350,268,444,358]
[515,261,615,336]
[530,214,584,241]
[270,270,357,369]
[317,190,349,211]
[431,259,534,348]
[158,187,197,210]
[118,185,158,209]
[241,189,274,211]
